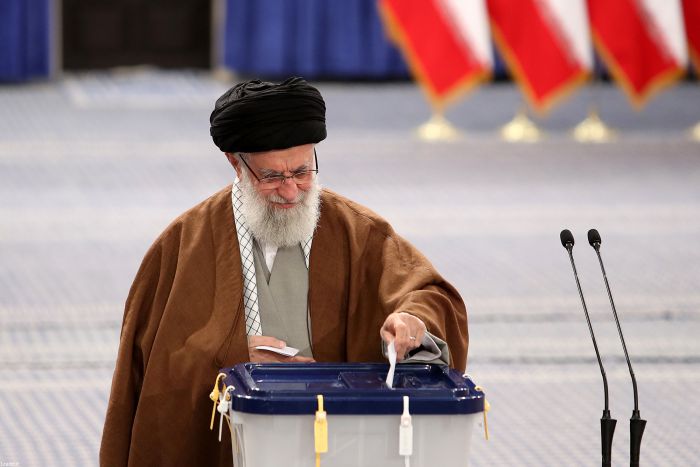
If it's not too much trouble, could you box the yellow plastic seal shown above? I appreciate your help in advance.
[314,394,328,466]
[209,373,227,430]
[475,385,490,440]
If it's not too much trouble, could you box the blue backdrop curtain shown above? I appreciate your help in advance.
[0,0,509,82]
[0,0,51,81]
[223,0,410,79]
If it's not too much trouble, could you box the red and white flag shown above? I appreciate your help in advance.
[487,0,592,112]
[588,0,688,107]
[379,0,492,109]
[682,0,700,71]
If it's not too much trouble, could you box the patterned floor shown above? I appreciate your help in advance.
[1,70,699,466]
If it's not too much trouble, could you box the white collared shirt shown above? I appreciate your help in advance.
[259,241,278,272]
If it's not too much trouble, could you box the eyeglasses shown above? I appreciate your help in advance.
[239,149,319,189]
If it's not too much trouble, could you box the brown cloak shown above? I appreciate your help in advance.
[100,186,468,467]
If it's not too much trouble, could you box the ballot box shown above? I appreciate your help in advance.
[218,363,485,467]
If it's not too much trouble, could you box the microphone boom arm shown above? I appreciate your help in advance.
[593,246,639,413]
[566,248,611,413]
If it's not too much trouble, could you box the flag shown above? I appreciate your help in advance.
[379,0,492,109]
[588,0,688,108]
[487,0,592,112]
[682,0,700,71]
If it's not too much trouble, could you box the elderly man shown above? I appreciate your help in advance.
[100,77,468,467]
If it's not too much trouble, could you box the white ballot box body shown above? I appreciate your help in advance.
[230,410,479,466]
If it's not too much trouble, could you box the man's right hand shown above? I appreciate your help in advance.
[247,335,315,363]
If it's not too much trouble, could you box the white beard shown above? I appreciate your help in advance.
[238,173,321,248]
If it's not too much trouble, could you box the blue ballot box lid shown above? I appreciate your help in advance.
[221,363,485,415]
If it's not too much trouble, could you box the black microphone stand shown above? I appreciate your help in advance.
[588,229,646,467]
[560,230,616,466]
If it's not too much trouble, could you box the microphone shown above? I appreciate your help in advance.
[560,229,616,467]
[588,229,646,467]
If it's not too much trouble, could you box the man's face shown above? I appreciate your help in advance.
[228,144,316,209]
[226,144,321,247]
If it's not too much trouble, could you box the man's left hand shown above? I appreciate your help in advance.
[380,312,427,361]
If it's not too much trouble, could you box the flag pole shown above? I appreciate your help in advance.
[499,103,543,142]
[572,52,616,143]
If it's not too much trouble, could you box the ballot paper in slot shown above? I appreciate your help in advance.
[220,362,485,467]
[386,340,397,388]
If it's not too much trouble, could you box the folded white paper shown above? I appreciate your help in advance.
[385,340,397,388]
[254,345,300,357]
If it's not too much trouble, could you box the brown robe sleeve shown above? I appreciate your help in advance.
[100,238,171,466]
[309,190,468,371]
[373,224,468,371]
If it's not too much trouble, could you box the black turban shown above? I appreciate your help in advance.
[209,77,326,153]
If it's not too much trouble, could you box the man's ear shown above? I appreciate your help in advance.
[225,152,243,178]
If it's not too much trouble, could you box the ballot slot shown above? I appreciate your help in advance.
[341,371,425,390]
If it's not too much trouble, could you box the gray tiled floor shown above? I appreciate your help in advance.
[1,70,699,466]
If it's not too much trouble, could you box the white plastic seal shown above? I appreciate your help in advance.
[399,395,413,466]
